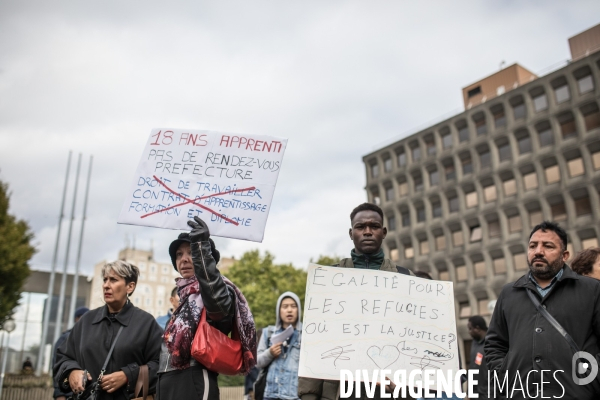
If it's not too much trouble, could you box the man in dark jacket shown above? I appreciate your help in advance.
[298,202,414,400]
[467,315,493,400]
[485,221,600,400]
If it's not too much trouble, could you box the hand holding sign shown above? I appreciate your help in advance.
[188,216,210,242]
[270,344,283,358]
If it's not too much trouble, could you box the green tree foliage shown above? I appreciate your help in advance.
[224,250,307,330]
[0,180,35,328]
[310,255,341,266]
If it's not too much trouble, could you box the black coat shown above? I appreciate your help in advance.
[55,301,162,400]
[485,266,600,400]
[53,329,72,398]
[469,337,493,398]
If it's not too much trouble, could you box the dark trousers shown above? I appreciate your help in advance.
[157,365,219,400]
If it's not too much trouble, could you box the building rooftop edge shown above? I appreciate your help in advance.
[461,63,534,91]
[361,52,594,160]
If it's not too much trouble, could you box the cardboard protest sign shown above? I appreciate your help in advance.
[118,129,287,242]
[299,264,459,384]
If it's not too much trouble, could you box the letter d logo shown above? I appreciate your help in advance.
[572,351,598,385]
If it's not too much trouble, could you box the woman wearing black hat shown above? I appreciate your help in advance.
[156,216,235,399]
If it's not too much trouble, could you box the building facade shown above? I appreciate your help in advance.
[363,30,600,353]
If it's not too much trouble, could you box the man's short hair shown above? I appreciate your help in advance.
[571,247,600,276]
[468,315,488,331]
[350,203,384,223]
[74,307,89,319]
[529,221,568,250]
[170,286,178,298]
[414,271,432,280]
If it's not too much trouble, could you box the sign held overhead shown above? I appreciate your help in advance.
[118,128,287,242]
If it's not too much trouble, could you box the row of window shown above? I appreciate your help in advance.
[397,234,598,285]
[129,283,171,296]
[459,299,493,318]
[386,193,598,260]
[456,233,600,318]
[373,149,600,206]
[131,296,165,309]
[139,274,173,283]
[369,63,600,179]
[370,103,600,178]
[137,261,177,276]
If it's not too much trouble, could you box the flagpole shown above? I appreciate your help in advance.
[37,151,71,375]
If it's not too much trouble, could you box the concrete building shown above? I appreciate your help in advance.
[90,247,235,317]
[0,271,92,373]
[23,270,92,343]
[362,24,600,356]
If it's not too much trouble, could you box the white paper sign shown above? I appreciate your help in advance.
[271,325,294,345]
[299,264,459,384]
[118,129,287,242]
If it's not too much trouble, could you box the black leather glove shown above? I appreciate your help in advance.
[187,216,210,243]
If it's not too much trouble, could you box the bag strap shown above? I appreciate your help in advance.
[82,325,124,399]
[134,365,150,400]
[263,327,275,369]
[100,325,124,374]
[526,289,579,353]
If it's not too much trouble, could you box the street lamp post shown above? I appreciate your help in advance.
[0,318,17,400]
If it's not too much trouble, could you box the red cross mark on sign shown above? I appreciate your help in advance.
[140,175,256,226]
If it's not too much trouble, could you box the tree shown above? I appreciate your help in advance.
[310,255,341,266]
[224,250,307,330]
[0,180,35,328]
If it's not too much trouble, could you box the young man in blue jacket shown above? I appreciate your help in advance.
[257,291,303,400]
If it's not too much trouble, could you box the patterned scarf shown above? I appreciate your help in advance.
[163,276,257,374]
[164,276,203,369]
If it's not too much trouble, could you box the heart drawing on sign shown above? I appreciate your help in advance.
[367,345,400,369]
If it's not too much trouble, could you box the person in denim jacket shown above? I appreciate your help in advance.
[257,291,302,400]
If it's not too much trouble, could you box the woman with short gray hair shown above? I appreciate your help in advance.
[101,260,140,288]
[55,260,163,399]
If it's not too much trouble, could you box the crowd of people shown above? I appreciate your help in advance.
[48,203,600,400]
[53,216,256,400]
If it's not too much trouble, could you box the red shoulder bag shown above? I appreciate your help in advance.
[191,307,243,375]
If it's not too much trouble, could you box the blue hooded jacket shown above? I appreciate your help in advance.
[257,291,302,400]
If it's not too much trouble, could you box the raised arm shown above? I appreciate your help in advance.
[188,216,235,323]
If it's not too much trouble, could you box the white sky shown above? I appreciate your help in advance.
[1,1,599,277]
